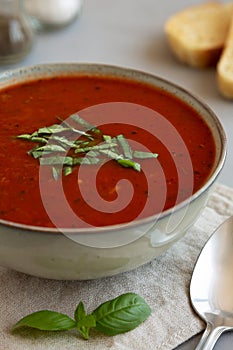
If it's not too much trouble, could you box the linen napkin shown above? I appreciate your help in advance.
[1,182,233,350]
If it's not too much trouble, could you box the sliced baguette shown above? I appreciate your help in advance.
[217,15,233,98]
[165,2,233,68]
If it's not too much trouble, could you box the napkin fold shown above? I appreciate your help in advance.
[1,183,233,350]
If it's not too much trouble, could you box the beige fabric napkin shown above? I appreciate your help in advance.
[1,182,233,350]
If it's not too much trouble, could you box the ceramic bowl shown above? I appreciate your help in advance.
[0,63,226,280]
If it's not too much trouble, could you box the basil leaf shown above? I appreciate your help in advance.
[92,293,151,336]
[117,159,141,172]
[74,301,86,322]
[30,150,44,159]
[17,134,31,140]
[70,113,101,134]
[72,157,100,165]
[103,135,112,142]
[99,149,123,160]
[37,124,70,134]
[74,142,117,154]
[30,136,48,143]
[52,166,61,180]
[36,144,66,153]
[133,150,158,159]
[87,150,100,157]
[13,310,76,331]
[50,135,78,148]
[117,134,132,159]
[39,156,73,166]
[63,166,73,176]
[57,116,94,139]
[28,145,43,158]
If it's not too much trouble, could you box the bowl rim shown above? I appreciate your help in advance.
[0,62,227,235]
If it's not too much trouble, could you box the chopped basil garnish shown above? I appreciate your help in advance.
[74,141,118,154]
[70,113,101,134]
[116,134,133,159]
[133,150,158,159]
[17,114,158,179]
[39,156,73,166]
[117,158,141,172]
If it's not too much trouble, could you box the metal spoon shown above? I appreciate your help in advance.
[190,215,233,350]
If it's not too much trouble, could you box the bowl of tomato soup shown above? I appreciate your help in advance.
[0,63,226,280]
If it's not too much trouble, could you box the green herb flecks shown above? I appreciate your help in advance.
[12,293,151,340]
[70,113,101,134]
[133,150,158,159]
[117,158,141,172]
[116,134,132,159]
[17,114,158,179]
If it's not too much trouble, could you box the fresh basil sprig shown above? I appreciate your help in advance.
[12,293,151,340]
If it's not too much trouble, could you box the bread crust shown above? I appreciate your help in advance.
[165,2,233,68]
[217,15,233,98]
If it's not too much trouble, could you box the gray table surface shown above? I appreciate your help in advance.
[1,0,233,348]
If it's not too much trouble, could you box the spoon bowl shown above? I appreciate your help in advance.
[190,215,233,349]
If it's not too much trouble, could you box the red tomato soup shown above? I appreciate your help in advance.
[0,75,215,228]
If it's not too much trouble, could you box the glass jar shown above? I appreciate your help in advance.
[0,0,34,65]
[23,0,83,32]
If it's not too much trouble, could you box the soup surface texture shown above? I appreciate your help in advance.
[0,75,215,228]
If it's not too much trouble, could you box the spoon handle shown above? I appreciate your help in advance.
[195,323,212,350]
[195,324,227,350]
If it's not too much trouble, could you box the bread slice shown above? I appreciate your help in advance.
[217,14,233,98]
[165,2,233,68]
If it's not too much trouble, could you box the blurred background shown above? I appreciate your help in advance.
[0,0,232,188]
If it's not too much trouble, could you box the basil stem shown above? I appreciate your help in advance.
[74,302,96,340]
[76,315,96,340]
